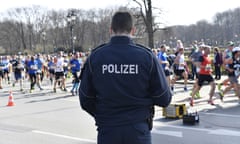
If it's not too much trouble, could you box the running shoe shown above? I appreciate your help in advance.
[219,90,224,101]
[72,91,76,96]
[208,99,215,105]
[195,91,201,99]
[184,87,188,92]
[53,88,56,93]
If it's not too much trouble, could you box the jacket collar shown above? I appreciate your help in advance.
[110,36,134,45]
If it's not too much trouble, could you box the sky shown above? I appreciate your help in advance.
[0,0,239,26]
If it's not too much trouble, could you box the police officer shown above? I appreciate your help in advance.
[79,11,172,144]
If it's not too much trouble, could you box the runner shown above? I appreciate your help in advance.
[69,53,81,95]
[189,43,205,99]
[171,47,188,92]
[11,55,25,91]
[190,45,216,106]
[53,51,67,92]
[218,41,234,91]
[219,47,240,103]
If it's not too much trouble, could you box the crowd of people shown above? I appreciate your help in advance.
[154,40,240,106]
[1,39,239,107]
[1,40,239,108]
[0,51,85,96]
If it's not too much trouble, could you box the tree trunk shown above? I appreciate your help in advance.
[148,29,154,48]
[20,22,27,50]
[146,0,154,48]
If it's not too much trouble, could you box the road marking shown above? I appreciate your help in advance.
[154,122,207,132]
[32,130,96,143]
[202,112,240,118]
[152,128,182,137]
[63,99,79,102]
[154,122,240,137]
[209,129,240,137]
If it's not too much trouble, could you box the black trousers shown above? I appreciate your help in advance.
[214,65,221,79]
[97,122,151,144]
[29,73,37,89]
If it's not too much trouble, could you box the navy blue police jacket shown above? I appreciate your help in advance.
[79,36,172,127]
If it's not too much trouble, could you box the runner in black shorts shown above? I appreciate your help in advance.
[190,45,216,106]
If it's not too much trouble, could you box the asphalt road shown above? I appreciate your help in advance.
[0,76,239,144]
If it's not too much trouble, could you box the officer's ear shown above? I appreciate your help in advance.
[110,27,113,35]
[130,27,136,36]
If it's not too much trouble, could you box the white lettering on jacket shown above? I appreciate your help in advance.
[102,64,139,74]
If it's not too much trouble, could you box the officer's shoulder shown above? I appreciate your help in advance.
[135,43,152,52]
[91,43,107,53]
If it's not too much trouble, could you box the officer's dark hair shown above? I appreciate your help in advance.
[111,11,133,34]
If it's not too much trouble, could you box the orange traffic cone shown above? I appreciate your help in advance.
[7,91,15,106]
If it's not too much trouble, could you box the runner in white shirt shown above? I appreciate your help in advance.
[171,47,188,91]
[53,51,67,92]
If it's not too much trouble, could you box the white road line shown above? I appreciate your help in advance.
[32,130,96,143]
[154,122,208,132]
[63,99,79,102]
[201,112,240,118]
[154,122,240,137]
[208,129,240,137]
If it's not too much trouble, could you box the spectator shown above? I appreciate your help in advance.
[213,47,223,80]
[189,40,199,80]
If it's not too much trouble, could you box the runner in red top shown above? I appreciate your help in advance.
[190,45,216,106]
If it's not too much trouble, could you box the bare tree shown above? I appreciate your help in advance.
[2,5,50,53]
[1,4,240,54]
[132,0,155,48]
[0,21,18,53]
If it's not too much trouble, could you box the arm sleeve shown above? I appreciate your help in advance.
[149,55,172,107]
[78,58,96,117]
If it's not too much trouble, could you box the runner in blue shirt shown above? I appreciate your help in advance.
[35,54,44,90]
[69,53,81,95]
[47,56,55,85]
[27,56,38,92]
[158,44,171,87]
